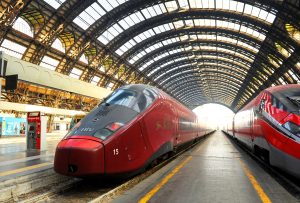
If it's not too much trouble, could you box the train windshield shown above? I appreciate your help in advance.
[272,88,300,112]
[104,89,138,109]
[100,88,157,113]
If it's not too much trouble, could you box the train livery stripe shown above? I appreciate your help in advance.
[0,162,52,177]
[138,156,192,203]
[239,159,272,203]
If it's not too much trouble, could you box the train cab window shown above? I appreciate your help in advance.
[271,95,286,111]
[271,88,300,112]
[105,89,137,108]
[136,89,157,112]
[259,99,265,112]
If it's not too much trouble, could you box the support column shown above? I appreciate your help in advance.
[47,114,54,133]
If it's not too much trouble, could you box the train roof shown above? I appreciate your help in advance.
[121,84,159,92]
[265,84,300,94]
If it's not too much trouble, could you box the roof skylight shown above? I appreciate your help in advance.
[43,0,66,9]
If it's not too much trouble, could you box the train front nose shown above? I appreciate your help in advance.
[54,137,105,177]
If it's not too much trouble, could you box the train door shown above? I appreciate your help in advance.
[104,120,148,174]
[250,108,255,148]
[170,103,179,145]
[120,121,147,171]
[140,100,175,154]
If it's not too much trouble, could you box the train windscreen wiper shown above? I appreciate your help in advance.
[287,96,300,108]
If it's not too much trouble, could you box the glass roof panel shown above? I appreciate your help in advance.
[40,55,59,71]
[127,32,259,64]
[97,0,276,46]
[116,18,264,57]
[178,0,189,9]
[99,0,114,12]
[0,39,26,59]
[91,76,100,85]
[147,53,250,77]
[43,0,66,9]
[160,70,195,85]
[13,18,34,37]
[73,2,106,30]
[165,1,178,12]
[70,68,83,79]
[51,38,65,53]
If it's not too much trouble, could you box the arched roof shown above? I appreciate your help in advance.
[1,0,300,111]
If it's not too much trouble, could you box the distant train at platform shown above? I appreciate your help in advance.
[224,84,300,178]
[54,84,213,177]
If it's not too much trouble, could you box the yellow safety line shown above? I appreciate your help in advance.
[239,159,272,203]
[0,162,52,177]
[138,156,192,203]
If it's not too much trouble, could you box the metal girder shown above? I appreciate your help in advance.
[165,76,240,96]
[143,47,281,86]
[109,10,271,48]
[21,0,95,64]
[178,89,203,100]
[112,27,261,53]
[158,69,244,88]
[161,72,243,91]
[3,0,300,110]
[143,51,252,75]
[148,56,253,78]
[172,84,203,97]
[181,95,203,104]
[176,80,240,98]
[72,0,282,38]
[135,42,255,67]
[143,50,252,73]
[150,58,253,84]
[139,48,275,81]
[137,40,286,81]
[165,76,202,91]
[233,44,300,109]
[134,40,256,70]
[180,95,204,103]
[155,65,246,85]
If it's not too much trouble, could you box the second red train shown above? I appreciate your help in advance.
[224,84,300,178]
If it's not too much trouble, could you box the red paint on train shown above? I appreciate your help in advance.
[225,84,300,178]
[54,84,212,177]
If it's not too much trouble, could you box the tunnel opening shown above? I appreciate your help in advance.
[193,103,234,130]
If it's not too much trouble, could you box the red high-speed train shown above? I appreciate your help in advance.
[54,84,212,177]
[225,84,300,178]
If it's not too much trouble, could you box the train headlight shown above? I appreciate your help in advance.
[106,122,124,131]
[94,128,113,140]
[94,122,124,140]
[282,121,300,137]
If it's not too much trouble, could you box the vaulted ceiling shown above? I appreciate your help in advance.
[1,0,300,111]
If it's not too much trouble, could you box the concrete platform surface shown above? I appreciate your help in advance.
[0,131,65,181]
[112,131,298,203]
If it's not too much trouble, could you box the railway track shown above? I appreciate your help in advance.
[224,132,300,200]
[16,133,212,203]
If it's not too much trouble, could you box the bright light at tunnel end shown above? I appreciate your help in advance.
[193,103,234,130]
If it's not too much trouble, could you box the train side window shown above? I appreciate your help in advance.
[271,95,285,110]
[137,89,156,112]
[179,117,192,131]
[259,99,265,112]
[137,94,147,112]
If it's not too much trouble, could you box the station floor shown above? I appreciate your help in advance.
[112,131,298,203]
[0,132,65,181]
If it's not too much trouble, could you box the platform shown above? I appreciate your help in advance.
[112,131,298,203]
[0,132,64,181]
